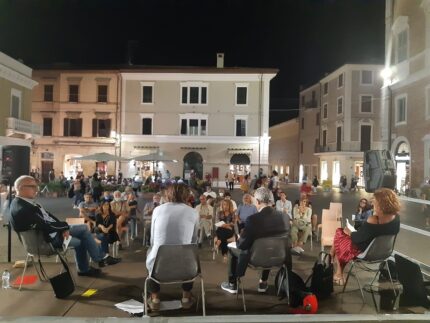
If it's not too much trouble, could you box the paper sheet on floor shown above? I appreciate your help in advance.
[227,241,237,249]
[115,299,144,314]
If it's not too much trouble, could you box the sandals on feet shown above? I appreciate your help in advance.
[333,276,345,286]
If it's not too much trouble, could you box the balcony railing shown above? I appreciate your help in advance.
[6,117,42,138]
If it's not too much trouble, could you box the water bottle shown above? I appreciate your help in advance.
[2,270,10,289]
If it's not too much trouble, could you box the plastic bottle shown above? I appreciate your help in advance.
[2,270,10,289]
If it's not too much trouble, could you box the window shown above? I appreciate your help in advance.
[181,83,208,105]
[92,119,111,137]
[323,103,328,119]
[336,126,342,151]
[141,83,154,104]
[397,29,408,63]
[180,116,208,136]
[97,85,108,103]
[63,118,82,136]
[10,89,21,119]
[236,85,248,105]
[300,141,303,154]
[338,73,344,88]
[322,129,327,147]
[43,118,52,136]
[360,125,371,152]
[323,82,328,95]
[360,95,372,113]
[44,85,53,102]
[316,112,320,126]
[69,85,79,102]
[236,119,246,136]
[337,97,343,115]
[140,118,152,135]
[395,95,407,125]
[301,117,304,130]
[361,70,373,85]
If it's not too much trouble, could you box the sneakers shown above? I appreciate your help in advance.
[147,297,160,311]
[292,246,303,254]
[297,246,305,253]
[258,281,268,293]
[78,267,101,277]
[221,281,237,294]
[181,296,195,309]
[99,256,121,267]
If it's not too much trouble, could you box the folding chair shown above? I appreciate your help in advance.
[237,236,290,312]
[329,202,343,221]
[18,230,71,291]
[143,244,205,316]
[342,234,397,301]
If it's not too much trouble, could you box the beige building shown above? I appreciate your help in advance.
[269,118,299,182]
[298,83,321,181]
[119,64,277,182]
[31,68,119,181]
[383,0,430,191]
[0,51,39,178]
[315,64,384,186]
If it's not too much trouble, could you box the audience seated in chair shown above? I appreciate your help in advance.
[220,187,291,294]
[78,193,98,231]
[214,199,237,262]
[195,194,214,247]
[143,193,161,246]
[95,201,120,256]
[110,190,130,248]
[145,183,199,312]
[291,199,312,254]
[331,188,400,286]
[236,193,258,231]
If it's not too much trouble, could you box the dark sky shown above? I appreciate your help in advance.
[0,0,385,125]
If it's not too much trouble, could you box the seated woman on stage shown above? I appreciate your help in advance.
[215,199,236,261]
[331,188,401,285]
[95,201,119,254]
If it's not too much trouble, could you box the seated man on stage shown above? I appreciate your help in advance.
[220,187,291,294]
[10,175,121,277]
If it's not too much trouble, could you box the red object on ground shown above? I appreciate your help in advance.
[12,275,38,286]
[289,294,318,314]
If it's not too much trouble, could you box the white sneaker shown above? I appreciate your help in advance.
[292,246,302,254]
[297,246,305,253]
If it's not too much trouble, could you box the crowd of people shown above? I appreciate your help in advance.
[8,170,402,313]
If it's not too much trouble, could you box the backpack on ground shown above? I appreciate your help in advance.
[275,266,315,308]
[306,251,334,300]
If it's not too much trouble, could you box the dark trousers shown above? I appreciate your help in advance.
[228,247,269,284]
[216,227,234,255]
[229,181,234,190]
[147,279,193,294]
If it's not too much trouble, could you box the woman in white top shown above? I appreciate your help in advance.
[275,191,292,220]
[145,184,199,311]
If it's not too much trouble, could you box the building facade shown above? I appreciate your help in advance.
[119,66,277,182]
[315,64,384,187]
[269,118,299,182]
[383,0,430,191]
[0,51,39,179]
[31,68,119,182]
[298,83,321,182]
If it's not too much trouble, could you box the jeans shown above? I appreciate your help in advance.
[96,232,110,254]
[68,224,105,273]
[74,191,83,206]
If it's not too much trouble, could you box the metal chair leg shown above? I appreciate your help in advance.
[143,278,148,316]
[201,277,206,316]
[19,253,31,291]
[237,278,246,312]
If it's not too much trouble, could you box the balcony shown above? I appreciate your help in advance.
[5,117,42,139]
[305,100,318,109]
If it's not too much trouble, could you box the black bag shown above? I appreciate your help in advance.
[306,251,333,300]
[68,186,74,198]
[39,251,75,299]
[275,266,310,307]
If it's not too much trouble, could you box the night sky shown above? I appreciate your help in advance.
[0,0,385,125]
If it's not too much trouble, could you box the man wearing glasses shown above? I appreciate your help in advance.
[10,175,120,277]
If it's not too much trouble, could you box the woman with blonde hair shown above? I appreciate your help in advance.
[331,188,401,285]
[215,199,236,260]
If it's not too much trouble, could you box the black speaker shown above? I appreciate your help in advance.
[1,145,30,183]
[363,150,396,193]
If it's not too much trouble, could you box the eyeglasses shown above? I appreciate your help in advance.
[22,185,38,189]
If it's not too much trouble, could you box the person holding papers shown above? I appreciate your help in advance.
[10,175,120,278]
[220,187,290,294]
[331,188,400,285]
[214,199,236,260]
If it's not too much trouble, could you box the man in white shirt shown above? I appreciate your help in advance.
[195,194,214,247]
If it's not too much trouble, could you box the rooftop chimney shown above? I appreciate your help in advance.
[216,53,224,68]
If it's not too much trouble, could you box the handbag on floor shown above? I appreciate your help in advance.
[39,251,75,299]
[306,251,333,300]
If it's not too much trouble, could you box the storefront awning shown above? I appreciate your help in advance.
[230,154,251,165]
